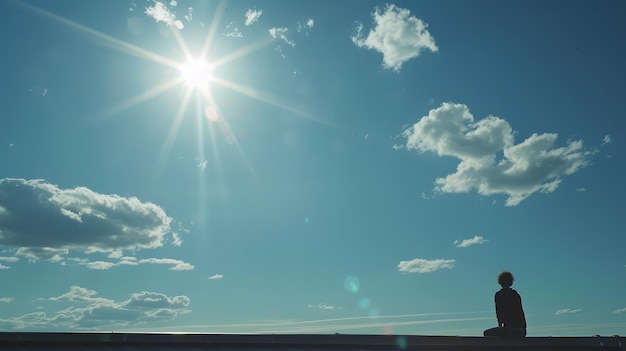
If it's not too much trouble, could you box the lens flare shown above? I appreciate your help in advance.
[344,276,360,293]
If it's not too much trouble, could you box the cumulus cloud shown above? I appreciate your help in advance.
[398,258,455,273]
[402,103,593,206]
[0,297,14,303]
[208,274,224,280]
[269,27,295,47]
[145,1,184,30]
[612,307,626,314]
[556,309,582,315]
[0,178,180,262]
[245,8,262,26]
[0,285,191,330]
[352,4,437,72]
[454,235,488,248]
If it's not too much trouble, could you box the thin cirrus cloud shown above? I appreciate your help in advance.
[556,309,583,315]
[402,103,593,206]
[398,258,455,273]
[0,178,182,264]
[245,8,262,26]
[145,1,184,30]
[352,4,438,72]
[67,257,193,271]
[454,235,488,248]
[0,286,190,330]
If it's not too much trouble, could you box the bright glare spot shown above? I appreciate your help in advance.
[179,59,213,88]
[204,106,219,122]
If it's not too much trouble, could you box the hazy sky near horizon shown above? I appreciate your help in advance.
[1,0,625,336]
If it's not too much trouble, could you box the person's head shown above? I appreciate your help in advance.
[498,271,514,288]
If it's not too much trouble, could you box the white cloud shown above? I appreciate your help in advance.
[107,250,123,259]
[0,178,180,262]
[602,135,612,145]
[454,235,488,248]
[0,285,191,330]
[208,274,224,280]
[308,303,341,310]
[145,1,184,30]
[556,309,582,315]
[224,22,243,38]
[613,307,626,314]
[398,258,455,273]
[86,261,116,270]
[138,258,194,271]
[0,297,14,303]
[0,256,19,262]
[352,4,437,72]
[297,19,315,33]
[0,264,9,270]
[402,103,593,206]
[269,27,295,47]
[245,8,262,26]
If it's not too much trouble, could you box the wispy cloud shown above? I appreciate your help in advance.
[66,256,192,271]
[297,19,315,33]
[0,178,181,262]
[401,103,593,206]
[245,8,262,26]
[0,297,14,303]
[398,258,455,273]
[556,309,582,315]
[138,258,194,271]
[224,22,243,38]
[352,4,437,72]
[0,286,190,330]
[269,27,295,47]
[308,303,342,310]
[602,135,612,145]
[145,1,184,30]
[137,311,490,334]
[613,307,626,314]
[208,274,224,280]
[454,235,488,248]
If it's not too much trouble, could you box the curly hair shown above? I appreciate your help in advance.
[498,271,514,288]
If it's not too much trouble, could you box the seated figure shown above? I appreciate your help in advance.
[484,271,527,338]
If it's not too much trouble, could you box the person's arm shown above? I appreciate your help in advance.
[495,293,503,327]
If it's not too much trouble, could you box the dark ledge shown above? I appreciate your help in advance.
[0,333,623,351]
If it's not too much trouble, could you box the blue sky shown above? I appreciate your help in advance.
[0,0,625,336]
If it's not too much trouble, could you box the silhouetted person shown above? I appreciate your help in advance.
[484,271,527,338]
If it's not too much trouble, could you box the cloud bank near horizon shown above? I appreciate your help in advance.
[0,178,183,264]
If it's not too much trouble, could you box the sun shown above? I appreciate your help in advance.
[178,58,214,89]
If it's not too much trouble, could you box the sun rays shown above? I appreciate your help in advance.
[14,1,328,173]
